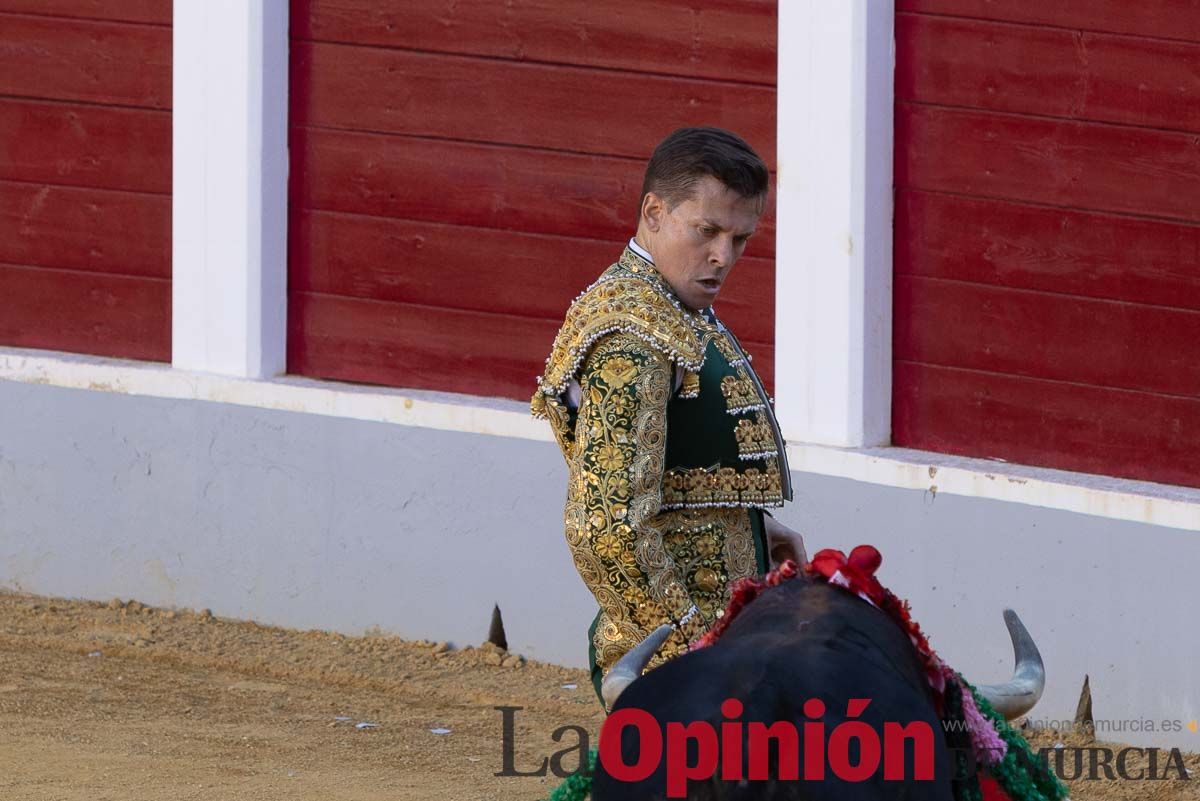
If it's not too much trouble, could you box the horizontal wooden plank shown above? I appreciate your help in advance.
[0,262,169,360]
[292,41,776,166]
[289,128,776,258]
[892,361,1200,489]
[895,189,1200,311]
[0,13,171,109]
[0,181,169,278]
[0,2,170,25]
[896,1,1200,44]
[288,292,773,400]
[894,275,1200,398]
[289,210,775,343]
[895,103,1200,224]
[896,13,1200,133]
[0,99,170,193]
[290,0,776,85]
[712,275,775,358]
[288,292,562,399]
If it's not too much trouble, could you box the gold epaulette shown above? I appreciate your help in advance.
[530,275,714,419]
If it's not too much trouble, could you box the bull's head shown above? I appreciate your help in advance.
[601,608,1046,720]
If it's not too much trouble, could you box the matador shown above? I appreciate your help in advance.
[530,127,804,709]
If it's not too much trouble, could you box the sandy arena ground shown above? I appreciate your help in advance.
[0,590,1196,800]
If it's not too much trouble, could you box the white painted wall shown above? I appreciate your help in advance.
[775,0,894,448]
[1,376,1196,749]
[4,349,1198,532]
[172,0,289,378]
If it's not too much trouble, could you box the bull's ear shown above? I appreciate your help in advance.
[975,609,1045,720]
[601,623,675,710]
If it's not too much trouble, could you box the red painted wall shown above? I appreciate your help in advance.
[287,0,778,400]
[894,1,1200,487]
[0,2,171,361]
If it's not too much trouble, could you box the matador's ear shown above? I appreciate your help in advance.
[641,191,665,233]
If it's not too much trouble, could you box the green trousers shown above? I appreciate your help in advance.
[587,508,770,709]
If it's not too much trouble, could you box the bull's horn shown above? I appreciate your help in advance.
[600,623,674,710]
[974,609,1046,720]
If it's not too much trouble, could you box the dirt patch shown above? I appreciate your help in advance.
[1020,726,1199,801]
[0,591,1195,800]
[0,591,601,800]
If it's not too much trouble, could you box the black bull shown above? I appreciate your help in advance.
[592,575,1044,800]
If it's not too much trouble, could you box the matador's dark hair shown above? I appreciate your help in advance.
[639,126,769,209]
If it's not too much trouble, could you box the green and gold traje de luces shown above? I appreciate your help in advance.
[531,245,794,679]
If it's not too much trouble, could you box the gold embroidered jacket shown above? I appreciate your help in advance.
[531,245,792,677]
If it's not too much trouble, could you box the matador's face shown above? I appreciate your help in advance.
[640,175,765,312]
